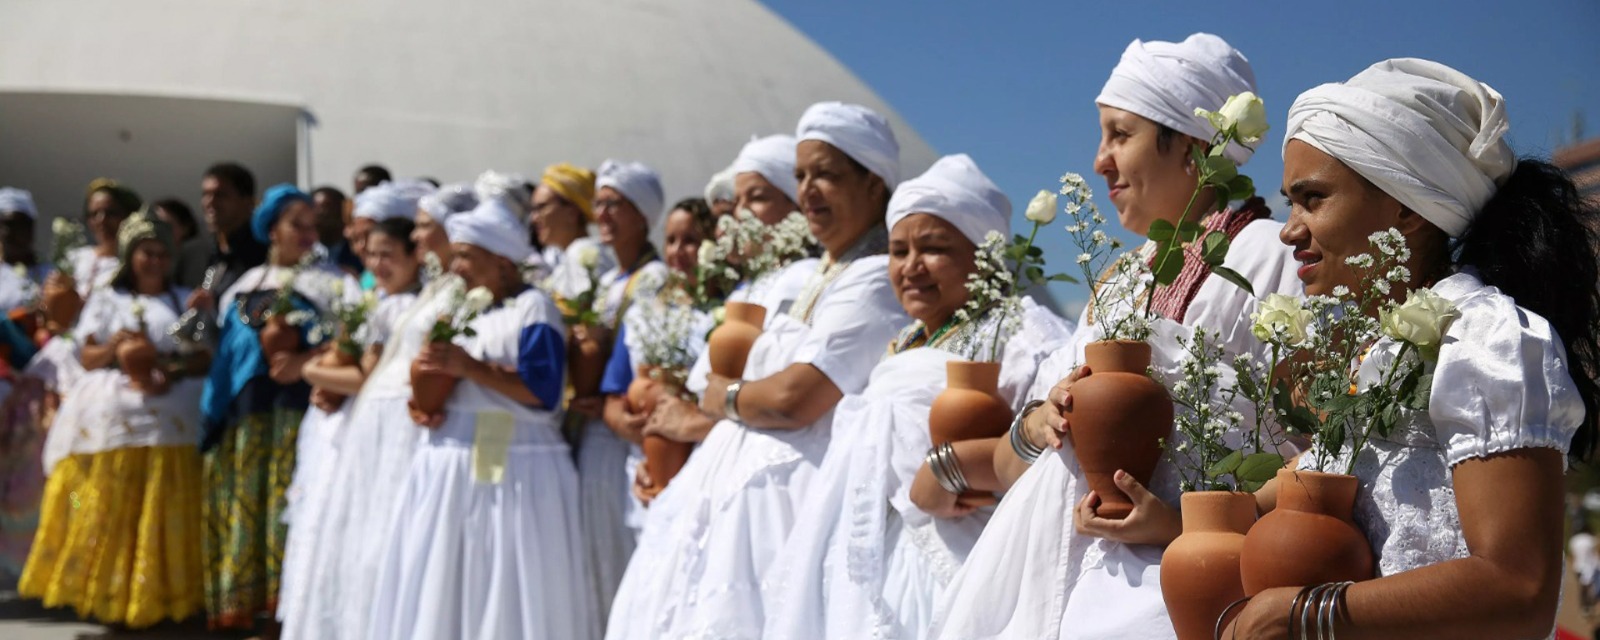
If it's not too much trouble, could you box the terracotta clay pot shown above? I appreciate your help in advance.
[116,333,159,391]
[42,279,83,333]
[1240,469,1373,595]
[409,339,458,416]
[1063,340,1173,519]
[706,302,766,377]
[1162,491,1258,640]
[929,360,1013,445]
[258,315,301,360]
[633,367,694,489]
[568,326,608,398]
[316,348,359,406]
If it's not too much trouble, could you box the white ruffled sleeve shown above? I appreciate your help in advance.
[1427,275,1584,468]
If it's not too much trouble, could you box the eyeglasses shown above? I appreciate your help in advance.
[593,198,627,212]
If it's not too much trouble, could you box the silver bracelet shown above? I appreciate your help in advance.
[926,442,970,495]
[1300,584,1334,640]
[724,380,743,423]
[1323,581,1352,640]
[1009,399,1047,464]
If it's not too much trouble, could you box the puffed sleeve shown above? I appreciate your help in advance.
[515,290,567,409]
[787,256,909,395]
[1428,279,1584,468]
[599,323,634,397]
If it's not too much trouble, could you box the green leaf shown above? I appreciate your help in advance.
[1201,156,1238,184]
[1227,174,1257,200]
[1025,266,1044,283]
[1206,450,1244,478]
[1026,245,1044,258]
[1237,452,1285,483]
[1200,231,1230,266]
[1151,246,1184,285]
[1211,266,1255,296]
[1146,218,1176,243]
[1176,220,1204,243]
[1239,479,1266,494]
[1048,273,1080,284]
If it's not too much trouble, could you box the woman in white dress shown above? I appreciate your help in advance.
[412,182,477,266]
[606,101,910,639]
[931,34,1302,640]
[574,159,670,618]
[763,154,1075,639]
[534,162,616,301]
[277,214,426,640]
[366,199,596,640]
[1219,59,1600,639]
[20,209,208,628]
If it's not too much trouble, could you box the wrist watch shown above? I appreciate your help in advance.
[724,380,744,423]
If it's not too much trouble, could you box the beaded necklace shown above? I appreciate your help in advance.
[789,227,888,326]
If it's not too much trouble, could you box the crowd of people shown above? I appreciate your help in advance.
[0,31,1596,640]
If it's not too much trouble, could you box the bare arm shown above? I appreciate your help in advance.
[604,395,646,445]
[302,354,368,395]
[417,342,543,407]
[701,364,844,430]
[79,334,122,370]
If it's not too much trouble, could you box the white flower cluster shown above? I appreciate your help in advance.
[636,295,700,372]
[957,230,1012,324]
[696,209,815,304]
[1169,328,1246,492]
[51,218,87,277]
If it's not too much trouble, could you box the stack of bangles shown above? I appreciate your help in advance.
[1009,399,1046,464]
[1214,581,1354,640]
[925,442,970,495]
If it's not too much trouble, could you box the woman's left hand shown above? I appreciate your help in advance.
[700,372,734,419]
[1074,469,1182,546]
[1218,586,1298,639]
[909,462,997,519]
[416,342,472,377]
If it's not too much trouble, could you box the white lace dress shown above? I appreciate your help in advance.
[1294,270,1582,640]
[763,298,1074,640]
[604,249,907,640]
[931,221,1302,640]
[366,285,597,640]
[277,286,425,639]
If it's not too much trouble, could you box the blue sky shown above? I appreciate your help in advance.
[763,0,1600,310]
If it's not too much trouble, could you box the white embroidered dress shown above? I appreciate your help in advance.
[931,221,1301,640]
[366,286,596,640]
[763,297,1074,640]
[605,240,906,640]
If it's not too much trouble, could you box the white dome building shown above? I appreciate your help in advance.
[0,0,936,237]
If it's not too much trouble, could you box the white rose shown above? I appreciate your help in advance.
[1251,293,1312,345]
[1380,288,1459,353]
[463,286,494,314]
[1217,92,1270,142]
[1024,190,1058,224]
[577,244,601,270]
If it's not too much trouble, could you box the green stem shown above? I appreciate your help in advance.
[990,222,1040,360]
[1144,181,1205,318]
[1342,340,1413,476]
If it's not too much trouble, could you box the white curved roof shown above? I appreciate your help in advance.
[0,0,936,211]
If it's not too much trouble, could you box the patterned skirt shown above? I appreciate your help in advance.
[0,376,48,581]
[18,445,204,628]
[202,380,305,630]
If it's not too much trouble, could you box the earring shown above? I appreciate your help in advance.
[1185,158,1197,177]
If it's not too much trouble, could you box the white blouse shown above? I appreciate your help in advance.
[685,258,821,398]
[1298,270,1582,585]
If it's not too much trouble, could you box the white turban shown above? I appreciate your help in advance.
[596,159,666,227]
[0,187,37,218]
[446,198,533,264]
[475,170,533,216]
[704,163,738,204]
[886,154,1011,248]
[419,182,478,221]
[796,101,902,189]
[1285,58,1515,238]
[354,179,433,222]
[731,134,800,202]
[1095,33,1258,165]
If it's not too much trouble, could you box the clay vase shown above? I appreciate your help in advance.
[707,302,766,377]
[41,279,82,333]
[929,360,1013,446]
[116,332,159,391]
[635,367,695,490]
[568,326,607,398]
[409,339,459,416]
[258,315,301,360]
[1063,340,1173,519]
[1239,469,1374,595]
[316,348,359,406]
[1162,491,1258,640]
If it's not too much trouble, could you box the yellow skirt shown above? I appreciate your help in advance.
[18,445,204,628]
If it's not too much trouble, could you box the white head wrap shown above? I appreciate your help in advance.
[354,179,433,222]
[0,187,37,218]
[1095,33,1258,165]
[596,159,666,227]
[796,101,902,189]
[1284,58,1515,238]
[731,134,800,203]
[704,164,738,204]
[886,154,1011,248]
[446,198,533,264]
[475,170,533,217]
[419,182,478,221]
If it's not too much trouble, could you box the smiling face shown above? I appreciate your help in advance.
[663,208,706,279]
[270,200,320,265]
[1279,139,1444,297]
[531,183,585,249]
[735,172,798,226]
[448,242,516,297]
[595,186,648,251]
[889,213,978,331]
[86,191,130,250]
[1093,106,1207,236]
[366,229,420,295]
[794,139,888,256]
[129,238,172,293]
